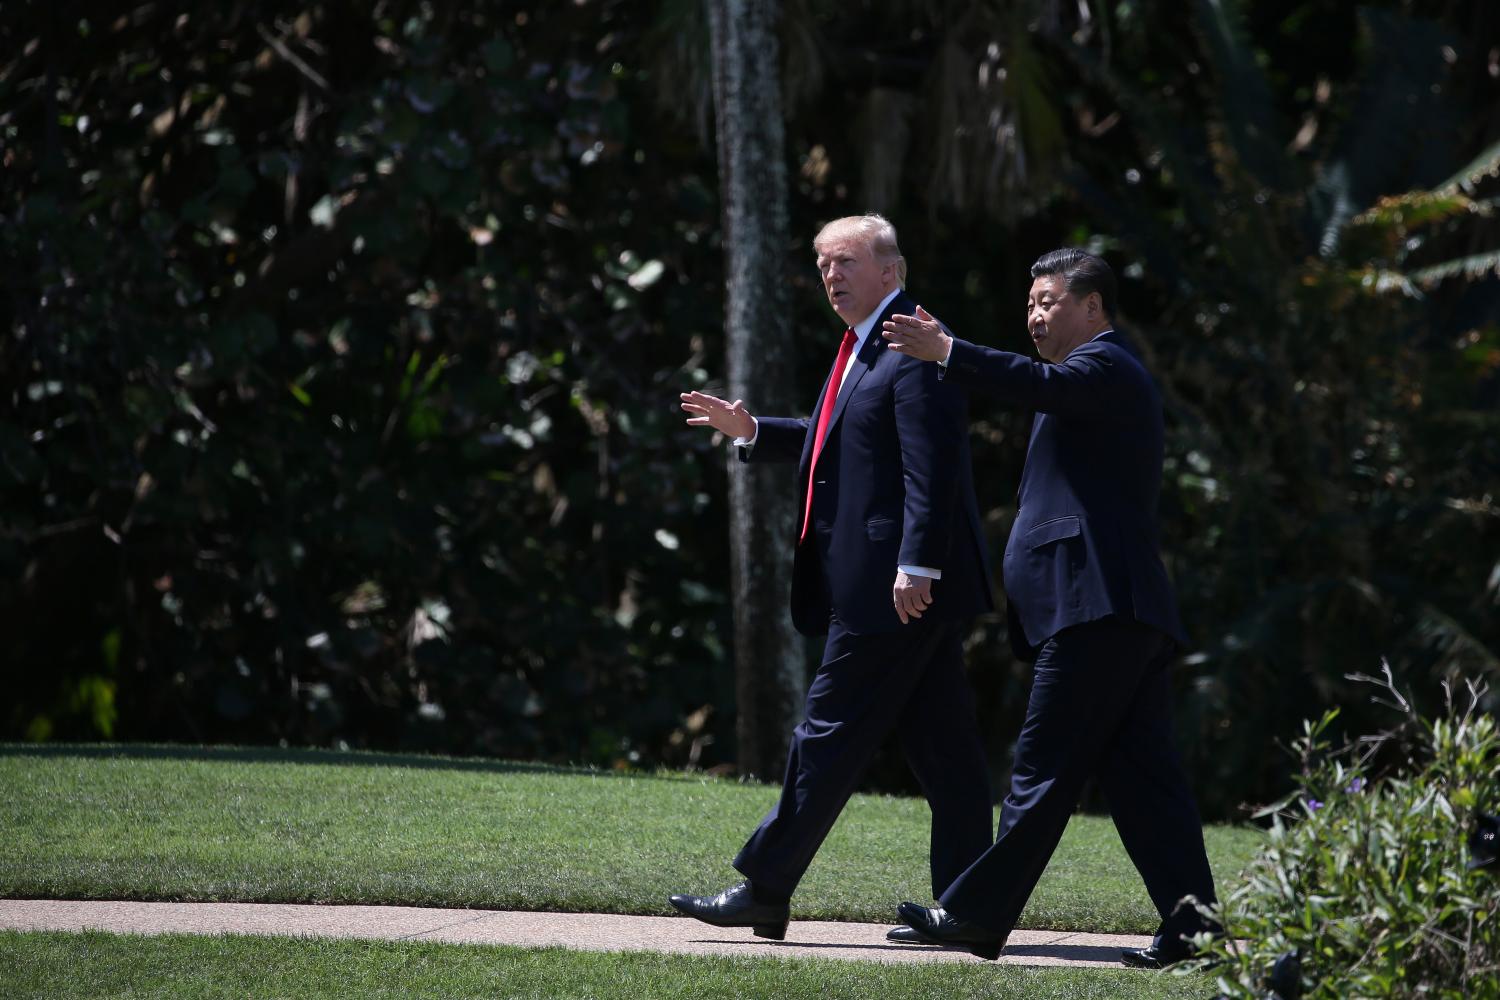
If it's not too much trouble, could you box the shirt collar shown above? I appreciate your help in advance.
[1087,327,1116,343]
[850,287,904,352]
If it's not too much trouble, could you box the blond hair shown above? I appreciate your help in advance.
[813,214,907,288]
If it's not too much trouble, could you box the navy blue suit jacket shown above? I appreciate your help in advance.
[942,329,1186,660]
[742,291,993,636]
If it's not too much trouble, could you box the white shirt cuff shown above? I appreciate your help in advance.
[938,338,953,368]
[899,564,942,580]
[732,416,759,448]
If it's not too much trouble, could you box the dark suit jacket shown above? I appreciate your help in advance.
[942,329,1186,660]
[742,290,993,636]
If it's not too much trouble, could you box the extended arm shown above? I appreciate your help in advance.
[883,310,1127,417]
[680,390,755,438]
[679,390,805,463]
[942,338,1122,416]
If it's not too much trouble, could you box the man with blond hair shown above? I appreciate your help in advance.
[671,215,995,940]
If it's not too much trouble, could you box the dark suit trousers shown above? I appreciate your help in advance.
[733,615,993,900]
[938,616,1217,944]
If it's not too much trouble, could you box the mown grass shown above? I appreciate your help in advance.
[0,931,1214,1000]
[0,744,1263,933]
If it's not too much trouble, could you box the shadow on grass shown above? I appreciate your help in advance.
[698,938,937,956]
[702,937,1134,967]
[0,743,731,786]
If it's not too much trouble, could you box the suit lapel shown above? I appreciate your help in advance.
[823,291,909,439]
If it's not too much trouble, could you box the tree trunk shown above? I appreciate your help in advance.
[705,0,805,780]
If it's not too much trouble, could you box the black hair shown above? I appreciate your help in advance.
[1030,248,1117,318]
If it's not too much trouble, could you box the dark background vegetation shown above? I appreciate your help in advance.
[5,0,1499,820]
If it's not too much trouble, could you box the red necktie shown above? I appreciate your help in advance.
[799,328,858,542]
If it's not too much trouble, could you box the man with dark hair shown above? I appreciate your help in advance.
[880,248,1219,967]
[670,215,994,941]
[1029,247,1117,318]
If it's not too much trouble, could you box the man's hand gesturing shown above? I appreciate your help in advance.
[881,305,952,363]
[680,391,756,440]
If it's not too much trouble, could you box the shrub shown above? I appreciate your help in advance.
[1194,663,1500,999]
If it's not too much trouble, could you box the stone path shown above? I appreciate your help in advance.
[0,899,1153,968]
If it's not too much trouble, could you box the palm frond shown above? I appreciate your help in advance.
[1431,134,1500,197]
[1334,267,1423,298]
[1407,247,1500,289]
[1353,192,1484,231]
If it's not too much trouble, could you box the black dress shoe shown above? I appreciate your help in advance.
[1120,941,1193,969]
[668,881,790,941]
[885,924,938,944]
[897,901,1007,960]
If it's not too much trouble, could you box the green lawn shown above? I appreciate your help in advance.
[1,931,1214,1000]
[0,744,1261,934]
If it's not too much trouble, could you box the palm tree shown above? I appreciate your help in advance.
[704,0,806,778]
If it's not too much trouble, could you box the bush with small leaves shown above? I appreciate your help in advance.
[1192,663,1500,999]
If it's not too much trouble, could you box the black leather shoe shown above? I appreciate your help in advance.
[897,901,1007,960]
[669,881,790,940]
[885,924,937,944]
[1120,941,1193,969]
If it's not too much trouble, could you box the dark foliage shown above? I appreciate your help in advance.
[4,1,737,767]
[4,0,1498,819]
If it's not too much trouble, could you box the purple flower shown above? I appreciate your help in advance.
[1346,777,1365,794]
[1306,798,1324,812]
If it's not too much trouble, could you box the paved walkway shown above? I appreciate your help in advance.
[0,899,1152,968]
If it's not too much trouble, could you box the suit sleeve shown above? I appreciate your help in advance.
[943,338,1132,417]
[893,355,963,569]
[737,416,808,464]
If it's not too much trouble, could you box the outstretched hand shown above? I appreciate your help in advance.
[882,306,952,363]
[680,390,756,440]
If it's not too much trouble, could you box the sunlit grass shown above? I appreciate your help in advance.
[0,744,1263,933]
